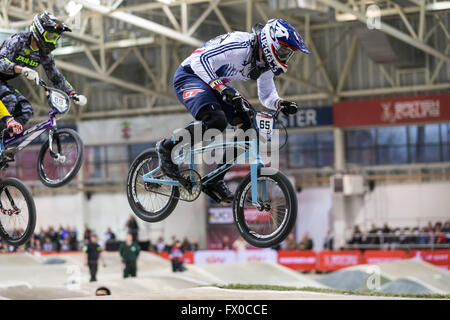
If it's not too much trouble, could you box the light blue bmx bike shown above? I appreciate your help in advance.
[126,99,297,248]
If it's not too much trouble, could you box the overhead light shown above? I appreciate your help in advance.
[65,1,83,17]
[335,13,357,22]
[157,0,175,4]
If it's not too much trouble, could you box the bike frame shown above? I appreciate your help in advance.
[143,129,269,206]
[1,109,58,153]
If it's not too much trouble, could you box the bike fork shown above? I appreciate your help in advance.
[48,129,64,162]
[249,139,268,209]
[0,187,19,216]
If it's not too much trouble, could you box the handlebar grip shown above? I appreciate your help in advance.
[1,128,12,139]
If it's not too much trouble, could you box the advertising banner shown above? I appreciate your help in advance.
[158,251,194,264]
[363,250,407,264]
[236,249,278,263]
[334,94,450,127]
[277,250,317,271]
[208,207,234,224]
[193,250,237,264]
[408,250,450,270]
[318,250,362,271]
[183,251,195,264]
[277,106,333,128]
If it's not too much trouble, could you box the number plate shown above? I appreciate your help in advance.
[50,91,69,114]
[255,112,274,135]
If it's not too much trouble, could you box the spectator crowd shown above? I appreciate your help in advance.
[347,220,450,250]
[277,232,314,251]
[0,216,200,256]
[2,219,448,255]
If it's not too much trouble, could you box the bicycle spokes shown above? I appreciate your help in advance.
[242,177,289,238]
[1,187,20,215]
[0,186,29,241]
[41,132,78,181]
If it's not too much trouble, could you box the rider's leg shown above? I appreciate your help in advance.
[0,82,33,127]
[159,65,224,178]
[158,104,227,178]
[193,105,236,203]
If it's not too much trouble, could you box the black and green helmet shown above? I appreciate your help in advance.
[31,11,71,53]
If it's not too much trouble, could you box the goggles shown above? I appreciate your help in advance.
[43,31,61,44]
[276,45,295,63]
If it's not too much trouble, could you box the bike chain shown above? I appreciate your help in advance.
[143,169,202,202]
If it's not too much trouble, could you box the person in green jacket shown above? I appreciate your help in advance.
[119,232,141,278]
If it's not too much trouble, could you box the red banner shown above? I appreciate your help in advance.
[183,251,194,264]
[317,250,362,271]
[277,250,317,271]
[334,94,450,127]
[157,251,194,264]
[408,250,450,270]
[363,250,407,264]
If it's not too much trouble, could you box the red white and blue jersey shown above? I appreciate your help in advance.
[181,31,280,110]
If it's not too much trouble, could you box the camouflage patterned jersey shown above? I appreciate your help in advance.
[0,32,74,94]
[0,32,75,125]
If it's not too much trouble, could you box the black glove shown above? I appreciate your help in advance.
[279,100,298,116]
[220,87,242,107]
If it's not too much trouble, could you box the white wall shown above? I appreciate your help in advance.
[33,191,208,248]
[354,181,450,230]
[33,193,85,234]
[332,180,450,248]
[296,188,333,252]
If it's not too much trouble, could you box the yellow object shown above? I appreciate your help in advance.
[0,100,11,120]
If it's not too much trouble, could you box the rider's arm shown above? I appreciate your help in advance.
[41,54,76,96]
[257,70,280,110]
[0,34,21,75]
[189,42,248,91]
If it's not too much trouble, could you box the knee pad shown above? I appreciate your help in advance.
[203,111,228,132]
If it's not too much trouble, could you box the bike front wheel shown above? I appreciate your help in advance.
[233,170,298,248]
[37,128,84,188]
[126,148,179,223]
[0,178,36,246]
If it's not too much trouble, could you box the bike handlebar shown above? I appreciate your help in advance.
[235,95,281,120]
[1,128,13,145]
[38,79,78,101]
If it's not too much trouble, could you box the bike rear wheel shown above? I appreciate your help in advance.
[37,128,84,188]
[126,148,179,222]
[233,170,297,248]
[0,178,36,246]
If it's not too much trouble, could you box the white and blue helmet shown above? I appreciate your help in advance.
[259,19,310,75]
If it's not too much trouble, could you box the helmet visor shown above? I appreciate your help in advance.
[276,45,295,63]
[43,31,61,44]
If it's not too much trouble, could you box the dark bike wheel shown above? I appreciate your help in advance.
[0,178,36,246]
[126,148,179,223]
[37,128,84,188]
[233,170,297,248]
